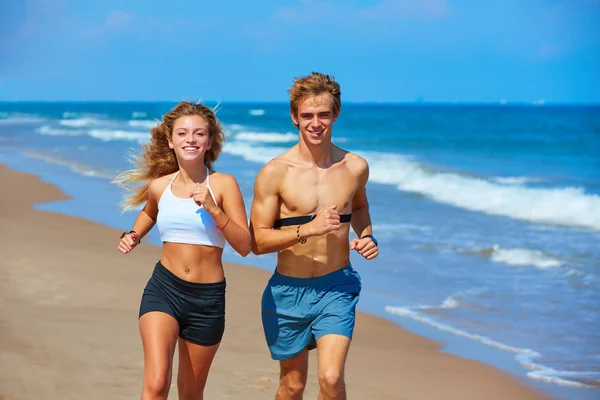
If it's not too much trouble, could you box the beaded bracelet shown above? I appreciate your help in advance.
[296,225,307,244]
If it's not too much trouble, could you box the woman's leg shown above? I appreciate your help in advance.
[139,312,180,400]
[176,339,220,400]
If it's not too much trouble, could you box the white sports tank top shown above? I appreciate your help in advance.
[156,168,226,248]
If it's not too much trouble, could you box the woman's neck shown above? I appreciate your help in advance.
[176,165,208,186]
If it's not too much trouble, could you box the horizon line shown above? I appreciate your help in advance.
[1,100,599,106]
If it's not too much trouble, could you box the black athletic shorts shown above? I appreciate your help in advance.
[139,261,226,346]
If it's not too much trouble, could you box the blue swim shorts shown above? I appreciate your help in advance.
[261,264,362,360]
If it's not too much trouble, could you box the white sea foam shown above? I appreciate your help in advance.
[58,118,102,127]
[235,131,298,143]
[492,176,541,185]
[23,150,116,180]
[127,119,158,129]
[0,113,45,124]
[88,129,149,142]
[131,111,147,118]
[377,223,433,233]
[249,109,265,116]
[363,152,600,231]
[223,142,286,164]
[385,292,596,388]
[226,123,247,132]
[37,126,84,136]
[490,245,563,269]
[36,126,149,143]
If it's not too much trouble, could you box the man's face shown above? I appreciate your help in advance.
[291,94,339,146]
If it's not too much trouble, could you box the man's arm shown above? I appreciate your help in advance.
[350,158,372,238]
[349,157,379,260]
[250,162,306,254]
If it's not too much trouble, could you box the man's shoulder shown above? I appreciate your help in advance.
[256,155,290,186]
[339,149,368,172]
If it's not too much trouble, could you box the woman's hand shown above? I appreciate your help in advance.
[191,182,219,215]
[117,231,139,254]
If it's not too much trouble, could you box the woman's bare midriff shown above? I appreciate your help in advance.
[160,242,224,283]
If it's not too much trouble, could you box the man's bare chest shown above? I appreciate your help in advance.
[279,168,358,215]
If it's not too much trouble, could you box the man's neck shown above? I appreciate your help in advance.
[298,139,334,168]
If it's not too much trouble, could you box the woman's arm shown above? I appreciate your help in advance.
[210,175,251,257]
[117,180,159,254]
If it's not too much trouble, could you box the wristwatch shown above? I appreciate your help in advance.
[361,234,378,247]
[121,230,141,244]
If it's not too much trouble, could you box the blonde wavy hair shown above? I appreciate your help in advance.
[114,101,225,212]
[288,72,341,128]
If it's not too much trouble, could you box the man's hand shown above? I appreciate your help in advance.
[350,236,379,260]
[306,205,340,236]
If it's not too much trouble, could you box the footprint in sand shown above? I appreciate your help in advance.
[251,376,274,392]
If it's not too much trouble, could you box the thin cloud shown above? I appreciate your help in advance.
[533,43,565,60]
[81,11,135,39]
[274,0,450,23]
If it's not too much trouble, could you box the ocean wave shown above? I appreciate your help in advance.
[377,223,433,233]
[249,109,265,116]
[235,131,298,143]
[131,111,147,118]
[58,118,102,128]
[225,123,247,132]
[36,126,149,143]
[0,113,45,124]
[489,245,563,269]
[37,126,85,136]
[127,119,159,129]
[223,142,286,163]
[363,152,600,231]
[88,129,149,142]
[23,150,116,180]
[491,176,542,185]
[385,295,597,389]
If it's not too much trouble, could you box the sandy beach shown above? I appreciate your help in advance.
[0,164,554,399]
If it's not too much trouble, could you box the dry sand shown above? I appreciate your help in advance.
[0,164,554,399]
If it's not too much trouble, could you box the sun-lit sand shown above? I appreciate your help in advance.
[0,164,554,399]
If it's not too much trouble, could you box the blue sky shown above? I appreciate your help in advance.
[1,0,599,103]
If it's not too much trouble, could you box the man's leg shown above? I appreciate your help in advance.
[315,334,351,400]
[276,349,309,400]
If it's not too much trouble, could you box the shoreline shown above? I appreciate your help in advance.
[0,162,556,399]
